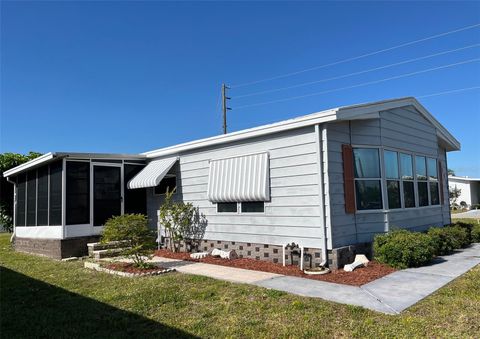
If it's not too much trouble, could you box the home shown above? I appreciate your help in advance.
[448,176,480,208]
[4,97,460,268]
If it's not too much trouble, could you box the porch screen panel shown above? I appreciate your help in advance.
[37,166,49,225]
[49,161,62,225]
[26,170,37,226]
[124,164,147,215]
[66,161,90,225]
[16,174,26,226]
[207,152,270,203]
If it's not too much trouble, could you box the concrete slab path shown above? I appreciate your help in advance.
[142,244,480,314]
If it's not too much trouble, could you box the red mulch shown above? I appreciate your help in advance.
[154,249,396,286]
[103,262,165,274]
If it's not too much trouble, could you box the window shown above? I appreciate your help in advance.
[241,202,264,213]
[217,202,237,213]
[353,148,382,210]
[66,161,90,225]
[386,181,401,209]
[26,170,37,226]
[154,176,176,195]
[400,153,414,180]
[49,161,63,225]
[403,181,416,208]
[415,156,429,206]
[427,158,439,205]
[16,174,26,227]
[384,151,401,209]
[124,164,147,215]
[37,166,49,226]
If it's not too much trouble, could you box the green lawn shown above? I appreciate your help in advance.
[1,233,479,338]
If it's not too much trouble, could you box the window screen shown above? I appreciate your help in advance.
[124,164,147,215]
[217,202,237,213]
[355,180,383,210]
[66,161,90,225]
[26,170,37,226]
[154,176,177,195]
[16,174,26,226]
[37,166,49,226]
[241,202,264,213]
[49,161,63,225]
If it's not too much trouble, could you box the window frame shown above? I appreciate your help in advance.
[352,144,442,213]
[216,201,266,214]
[352,146,384,212]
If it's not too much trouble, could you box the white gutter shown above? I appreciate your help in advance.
[315,124,329,267]
[3,152,56,177]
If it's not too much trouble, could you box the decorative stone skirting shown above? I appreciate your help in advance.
[84,261,175,277]
[14,236,100,259]
[164,238,325,268]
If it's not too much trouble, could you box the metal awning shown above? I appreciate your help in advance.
[127,157,178,189]
[207,152,270,202]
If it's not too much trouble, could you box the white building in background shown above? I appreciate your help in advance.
[448,176,480,208]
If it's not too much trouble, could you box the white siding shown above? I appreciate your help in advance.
[147,126,325,248]
[326,106,450,248]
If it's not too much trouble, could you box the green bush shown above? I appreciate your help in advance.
[374,229,435,269]
[472,223,480,243]
[451,221,474,243]
[427,226,469,256]
[101,214,156,268]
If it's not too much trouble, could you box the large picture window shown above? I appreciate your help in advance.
[353,148,382,210]
[66,161,90,225]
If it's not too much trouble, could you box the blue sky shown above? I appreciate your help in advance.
[1,1,479,176]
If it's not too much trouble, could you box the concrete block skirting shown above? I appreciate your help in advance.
[14,236,100,259]
[164,238,325,267]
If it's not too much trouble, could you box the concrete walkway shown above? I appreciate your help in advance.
[452,210,480,219]
[144,244,480,315]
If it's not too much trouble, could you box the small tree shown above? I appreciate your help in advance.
[101,214,156,268]
[447,168,456,176]
[449,186,462,208]
[158,190,197,252]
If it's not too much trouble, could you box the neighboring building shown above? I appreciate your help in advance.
[448,176,480,208]
[4,97,460,268]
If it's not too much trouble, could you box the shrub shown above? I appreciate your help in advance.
[374,229,435,269]
[451,221,474,243]
[471,223,480,243]
[427,226,468,256]
[101,214,156,268]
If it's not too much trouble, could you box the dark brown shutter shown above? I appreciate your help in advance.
[438,160,445,205]
[342,144,355,214]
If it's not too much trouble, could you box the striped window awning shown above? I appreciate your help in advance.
[207,152,270,202]
[127,157,178,189]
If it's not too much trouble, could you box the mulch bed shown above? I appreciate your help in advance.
[103,262,166,274]
[154,249,396,286]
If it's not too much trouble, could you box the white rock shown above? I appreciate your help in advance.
[190,252,209,259]
[211,248,238,260]
[62,257,78,261]
[344,261,365,272]
[353,254,370,266]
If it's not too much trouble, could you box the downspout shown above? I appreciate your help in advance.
[315,124,329,267]
[6,177,16,243]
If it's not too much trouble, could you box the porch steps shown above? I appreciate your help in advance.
[87,241,130,260]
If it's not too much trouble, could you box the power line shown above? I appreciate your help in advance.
[231,23,480,88]
[417,86,480,99]
[235,44,480,99]
[233,58,480,109]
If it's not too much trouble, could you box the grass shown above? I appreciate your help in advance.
[1,234,479,338]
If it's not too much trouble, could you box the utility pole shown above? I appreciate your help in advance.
[222,83,231,134]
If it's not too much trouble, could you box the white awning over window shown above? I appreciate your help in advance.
[207,152,270,202]
[127,157,178,189]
